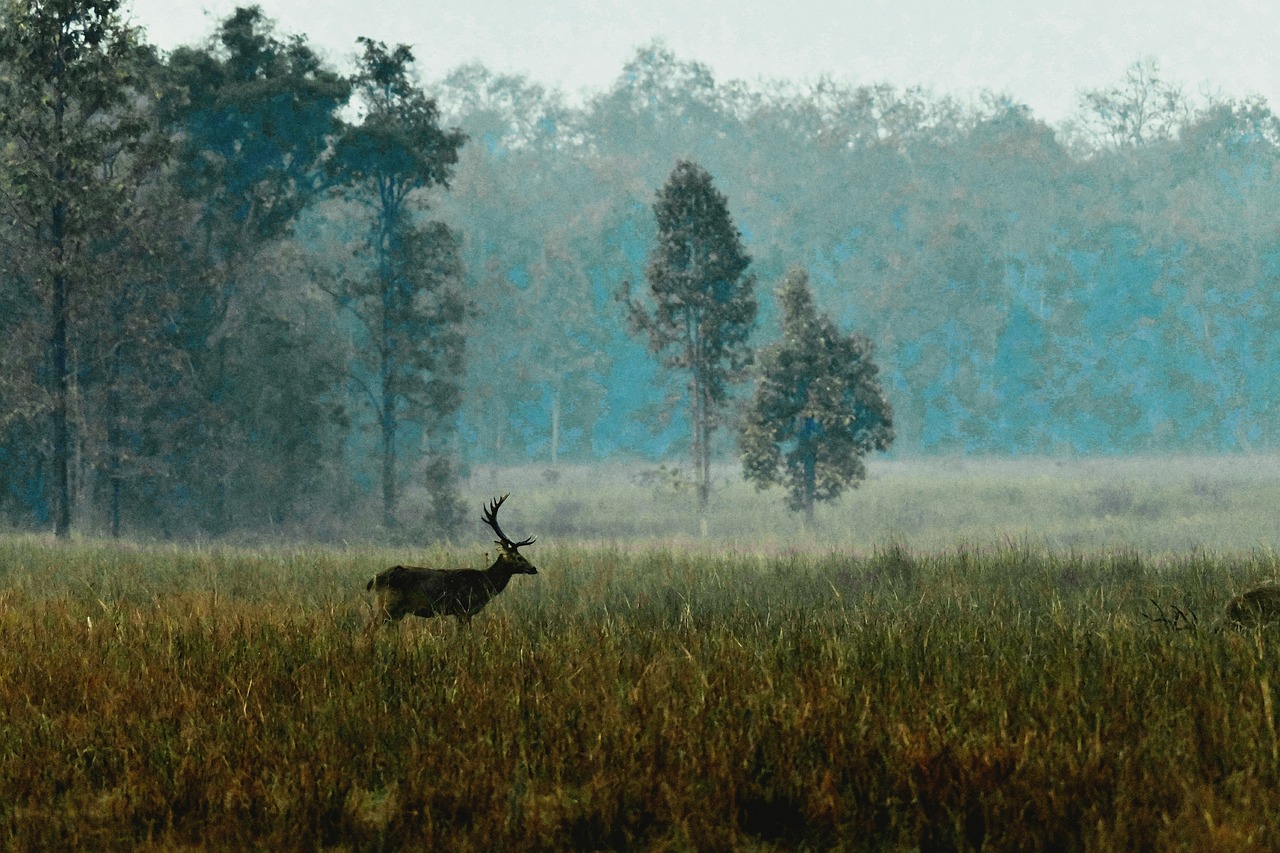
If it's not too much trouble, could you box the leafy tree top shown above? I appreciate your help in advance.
[741,268,893,516]
[624,159,756,394]
[328,37,466,210]
[161,5,349,238]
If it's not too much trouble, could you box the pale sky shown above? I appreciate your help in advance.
[126,0,1279,123]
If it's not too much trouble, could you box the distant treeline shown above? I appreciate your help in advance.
[1,0,1277,537]
[432,50,1279,461]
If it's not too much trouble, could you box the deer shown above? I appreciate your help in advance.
[366,494,538,626]
[1224,582,1280,628]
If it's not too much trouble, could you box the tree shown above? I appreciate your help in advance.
[160,5,349,533]
[76,100,197,538]
[328,38,467,530]
[741,268,893,526]
[1072,58,1189,150]
[621,160,756,521]
[0,0,144,537]
[164,5,349,246]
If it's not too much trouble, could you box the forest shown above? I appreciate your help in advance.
[2,0,1277,539]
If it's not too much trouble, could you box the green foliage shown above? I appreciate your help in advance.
[327,38,469,532]
[116,6,354,537]
[3,538,1280,849]
[328,38,465,207]
[162,4,349,242]
[741,268,894,522]
[625,159,756,387]
[621,160,756,509]
[0,0,152,537]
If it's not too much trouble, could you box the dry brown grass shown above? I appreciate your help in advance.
[2,538,1280,849]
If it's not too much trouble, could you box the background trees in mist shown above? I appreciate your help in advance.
[1,3,1278,539]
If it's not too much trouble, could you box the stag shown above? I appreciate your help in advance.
[1224,582,1280,628]
[367,495,537,625]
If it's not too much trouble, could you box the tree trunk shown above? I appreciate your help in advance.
[51,261,71,539]
[50,80,71,539]
[107,386,122,539]
[381,405,396,528]
[550,389,560,466]
[802,437,817,530]
[692,358,710,538]
[798,417,819,527]
[110,476,121,538]
[379,217,397,529]
[380,326,397,528]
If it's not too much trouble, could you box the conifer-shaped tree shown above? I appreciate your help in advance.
[741,268,894,525]
[622,160,756,520]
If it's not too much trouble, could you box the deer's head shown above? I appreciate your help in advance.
[483,494,537,575]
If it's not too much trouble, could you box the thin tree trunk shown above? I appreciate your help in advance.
[693,356,710,537]
[699,385,711,509]
[379,215,397,529]
[110,475,121,538]
[378,317,394,525]
[382,403,396,528]
[107,381,122,538]
[51,261,71,539]
[550,389,559,466]
[802,436,817,530]
[106,281,126,538]
[50,77,71,539]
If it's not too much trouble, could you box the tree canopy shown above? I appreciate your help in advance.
[1,12,1278,538]
[741,269,894,523]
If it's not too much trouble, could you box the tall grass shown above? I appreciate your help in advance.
[3,537,1280,849]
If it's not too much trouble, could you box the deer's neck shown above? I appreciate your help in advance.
[482,561,516,592]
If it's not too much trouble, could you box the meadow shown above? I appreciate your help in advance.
[3,455,1280,850]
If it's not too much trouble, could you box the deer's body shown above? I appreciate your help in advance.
[1225,583,1280,628]
[368,561,527,624]
[367,495,537,626]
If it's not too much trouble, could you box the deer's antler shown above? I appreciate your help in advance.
[482,494,535,548]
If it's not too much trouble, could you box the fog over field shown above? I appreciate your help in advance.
[2,1,1277,546]
[11,6,1280,850]
[452,456,1280,554]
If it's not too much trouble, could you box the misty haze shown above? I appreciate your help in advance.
[3,1,1280,848]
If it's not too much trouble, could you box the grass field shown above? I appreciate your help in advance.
[457,454,1280,553]
[4,456,1280,849]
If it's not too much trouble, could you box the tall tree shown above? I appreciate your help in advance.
[741,269,894,526]
[328,38,467,530]
[160,5,349,533]
[0,0,142,537]
[621,160,756,521]
[76,82,197,538]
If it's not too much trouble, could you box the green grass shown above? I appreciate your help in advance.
[3,535,1280,850]
[454,454,1280,553]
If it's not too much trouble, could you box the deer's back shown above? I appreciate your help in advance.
[368,564,495,620]
[1226,583,1280,627]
